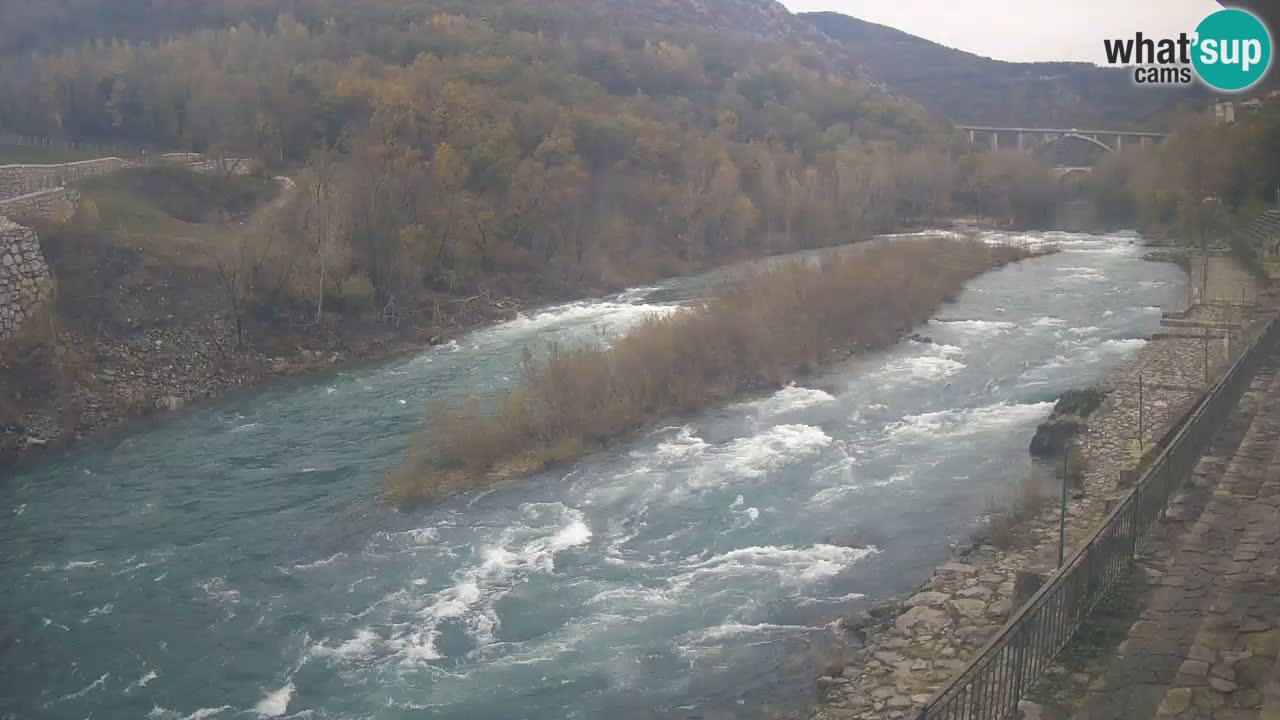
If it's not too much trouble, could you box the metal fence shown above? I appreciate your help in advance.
[919,314,1280,720]
[0,132,134,159]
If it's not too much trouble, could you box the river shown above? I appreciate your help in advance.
[0,230,1185,720]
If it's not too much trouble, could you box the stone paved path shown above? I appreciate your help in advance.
[1073,352,1280,720]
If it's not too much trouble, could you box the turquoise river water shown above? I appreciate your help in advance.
[0,231,1186,720]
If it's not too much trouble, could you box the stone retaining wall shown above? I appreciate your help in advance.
[0,157,135,200]
[0,217,52,340]
[0,187,74,220]
[0,155,256,205]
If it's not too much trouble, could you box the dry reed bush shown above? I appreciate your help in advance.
[983,470,1056,549]
[387,238,1038,506]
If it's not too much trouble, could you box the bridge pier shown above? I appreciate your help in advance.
[1017,132,1024,151]
[990,132,998,151]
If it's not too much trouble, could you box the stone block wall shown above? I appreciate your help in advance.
[0,187,74,220]
[0,157,135,200]
[0,217,53,340]
[184,159,256,176]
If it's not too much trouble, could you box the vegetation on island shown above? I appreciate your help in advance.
[386,237,1037,506]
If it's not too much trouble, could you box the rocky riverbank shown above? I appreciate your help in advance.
[0,294,525,466]
[808,299,1257,719]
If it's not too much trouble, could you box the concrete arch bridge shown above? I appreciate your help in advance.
[958,125,1170,179]
[956,126,1170,154]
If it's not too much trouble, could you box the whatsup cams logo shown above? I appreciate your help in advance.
[1103,7,1272,92]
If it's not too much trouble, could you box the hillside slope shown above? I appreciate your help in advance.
[0,0,1009,460]
[803,11,1210,129]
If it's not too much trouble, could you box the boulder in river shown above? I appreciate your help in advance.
[1051,387,1107,418]
[1029,387,1107,456]
[1029,416,1083,456]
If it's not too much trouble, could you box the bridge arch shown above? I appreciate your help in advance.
[1053,166,1094,179]
[1032,133,1114,155]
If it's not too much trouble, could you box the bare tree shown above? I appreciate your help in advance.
[208,220,286,350]
[297,148,347,324]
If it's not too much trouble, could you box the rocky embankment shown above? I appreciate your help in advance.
[1,295,523,464]
[810,301,1252,720]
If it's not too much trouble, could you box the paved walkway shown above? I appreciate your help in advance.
[1072,350,1280,720]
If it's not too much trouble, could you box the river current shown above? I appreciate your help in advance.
[1,231,1185,720]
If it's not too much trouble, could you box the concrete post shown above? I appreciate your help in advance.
[1116,135,1123,151]
[1017,132,1024,151]
[968,129,975,143]
[991,132,998,151]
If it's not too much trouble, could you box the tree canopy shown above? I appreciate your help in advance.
[1,0,1067,322]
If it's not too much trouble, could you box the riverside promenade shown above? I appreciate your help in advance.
[1028,335,1280,719]
[811,252,1272,720]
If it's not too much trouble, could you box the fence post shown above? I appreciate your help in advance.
[1204,326,1210,385]
[1059,447,1069,568]
[1128,495,1139,560]
[1138,374,1144,451]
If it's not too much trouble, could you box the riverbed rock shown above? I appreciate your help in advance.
[948,598,987,621]
[1052,387,1107,417]
[842,609,873,633]
[956,586,992,600]
[895,606,948,633]
[1029,416,1083,455]
[910,592,951,608]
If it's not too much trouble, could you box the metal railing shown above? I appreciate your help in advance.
[0,132,135,159]
[919,314,1280,720]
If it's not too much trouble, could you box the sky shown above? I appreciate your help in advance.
[779,0,1225,64]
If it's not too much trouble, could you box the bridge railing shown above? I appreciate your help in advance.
[918,314,1280,720]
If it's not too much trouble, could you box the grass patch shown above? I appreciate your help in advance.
[74,167,277,268]
[981,447,1087,549]
[387,237,1038,506]
[982,470,1056,549]
[85,166,276,222]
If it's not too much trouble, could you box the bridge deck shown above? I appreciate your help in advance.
[955,125,1169,137]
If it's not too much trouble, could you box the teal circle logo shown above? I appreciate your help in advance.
[1192,8,1272,92]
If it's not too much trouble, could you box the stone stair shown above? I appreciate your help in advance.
[1074,354,1280,720]
[1238,210,1280,257]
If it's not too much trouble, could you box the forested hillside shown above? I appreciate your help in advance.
[0,0,1064,323]
[804,12,1210,129]
[1084,103,1280,241]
